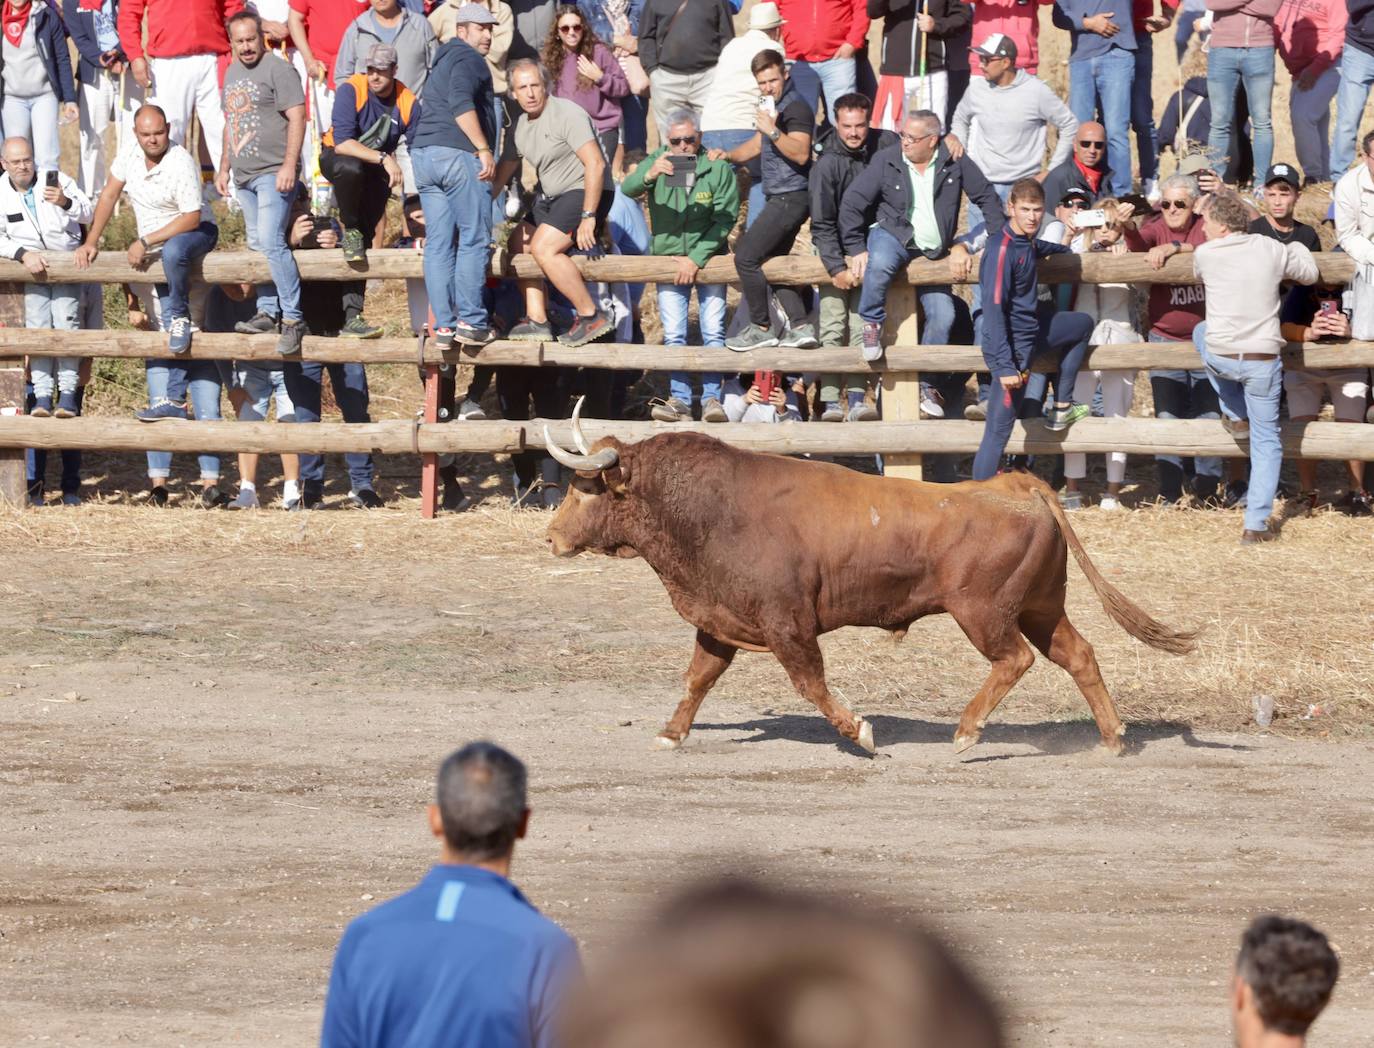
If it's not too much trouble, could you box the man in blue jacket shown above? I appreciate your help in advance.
[838,108,1002,363]
[63,0,139,197]
[971,177,1093,480]
[321,741,580,1048]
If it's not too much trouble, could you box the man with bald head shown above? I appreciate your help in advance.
[76,103,219,417]
[1041,120,1112,220]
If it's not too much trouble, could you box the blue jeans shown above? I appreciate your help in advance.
[1192,324,1281,532]
[1068,47,1135,197]
[701,130,764,229]
[145,361,222,480]
[658,282,725,405]
[1148,332,1221,500]
[2,90,60,170]
[788,57,858,124]
[154,220,218,323]
[1131,44,1158,183]
[413,145,492,329]
[1207,46,1275,182]
[284,361,374,491]
[25,383,82,495]
[1332,46,1374,177]
[237,175,301,322]
[856,226,956,335]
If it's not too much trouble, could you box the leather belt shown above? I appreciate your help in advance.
[1210,352,1279,361]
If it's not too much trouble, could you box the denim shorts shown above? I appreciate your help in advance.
[235,364,296,422]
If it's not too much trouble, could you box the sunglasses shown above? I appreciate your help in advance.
[558,23,583,32]
[668,135,697,145]
[1060,199,1089,209]
[1160,199,1192,210]
[1078,140,1105,149]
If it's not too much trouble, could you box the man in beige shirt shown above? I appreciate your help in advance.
[1192,191,1319,544]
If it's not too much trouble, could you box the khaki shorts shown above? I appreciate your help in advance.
[1284,368,1370,421]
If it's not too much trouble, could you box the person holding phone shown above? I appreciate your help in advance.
[621,107,739,423]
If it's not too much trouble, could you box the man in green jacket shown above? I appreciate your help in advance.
[621,108,740,422]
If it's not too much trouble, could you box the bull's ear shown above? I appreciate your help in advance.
[605,459,631,493]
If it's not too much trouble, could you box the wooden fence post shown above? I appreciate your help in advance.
[879,283,922,480]
[420,364,440,519]
[0,282,26,506]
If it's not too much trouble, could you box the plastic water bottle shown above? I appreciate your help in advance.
[1252,695,1275,727]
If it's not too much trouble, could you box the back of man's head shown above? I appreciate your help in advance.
[1206,191,1251,234]
[435,742,528,861]
[1235,915,1339,1039]
[561,878,1004,1048]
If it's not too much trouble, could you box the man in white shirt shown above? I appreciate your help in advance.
[1192,190,1319,543]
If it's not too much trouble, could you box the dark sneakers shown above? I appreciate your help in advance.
[54,392,80,418]
[340,316,383,339]
[137,399,190,422]
[726,323,779,351]
[349,487,384,509]
[198,485,230,509]
[559,310,613,347]
[235,311,280,335]
[30,396,52,417]
[342,228,367,263]
[148,485,170,507]
[167,315,193,354]
[1044,403,1090,431]
[454,321,495,346]
[276,319,305,356]
[508,318,554,342]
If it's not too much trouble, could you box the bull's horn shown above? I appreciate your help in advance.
[570,395,592,454]
[544,424,619,472]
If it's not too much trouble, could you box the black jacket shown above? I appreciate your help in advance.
[1041,155,1112,209]
[838,143,1003,261]
[868,0,972,77]
[810,125,901,275]
[638,0,734,74]
[1349,0,1374,58]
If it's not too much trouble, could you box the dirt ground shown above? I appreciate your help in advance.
[2,497,1372,1047]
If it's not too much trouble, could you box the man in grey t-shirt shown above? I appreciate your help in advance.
[216,9,307,357]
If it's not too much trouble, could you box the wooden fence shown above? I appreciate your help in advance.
[1,250,1371,516]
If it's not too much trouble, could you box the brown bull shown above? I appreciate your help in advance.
[544,406,1196,756]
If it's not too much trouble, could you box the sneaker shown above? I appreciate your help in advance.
[137,399,189,422]
[340,316,383,339]
[559,310,613,347]
[964,400,988,422]
[1044,403,1090,431]
[1339,489,1373,517]
[30,396,52,417]
[148,485,169,507]
[167,315,193,354]
[60,492,81,507]
[1222,480,1248,509]
[651,397,691,422]
[454,321,494,346]
[820,402,845,422]
[1098,494,1122,511]
[289,486,323,511]
[229,488,260,510]
[848,402,879,422]
[198,484,230,509]
[1059,491,1083,510]
[1240,527,1277,545]
[54,392,80,418]
[725,323,780,351]
[920,387,944,419]
[349,487,384,509]
[276,319,304,356]
[457,398,487,421]
[433,327,456,350]
[342,227,367,263]
[234,311,280,335]
[1143,177,1161,204]
[861,320,883,362]
[778,322,818,349]
[508,318,554,342]
[701,397,727,423]
[1221,415,1250,439]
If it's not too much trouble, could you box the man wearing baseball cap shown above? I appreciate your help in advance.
[1249,163,1322,251]
[410,3,501,348]
[318,42,424,337]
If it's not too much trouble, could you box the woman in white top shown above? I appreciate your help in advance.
[1060,198,1139,511]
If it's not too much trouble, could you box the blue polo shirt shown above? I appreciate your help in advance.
[320,865,580,1048]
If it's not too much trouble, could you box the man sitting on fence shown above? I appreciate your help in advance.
[838,108,1002,366]
[319,42,423,339]
[621,107,739,424]
[492,58,615,347]
[75,104,219,420]
[1192,190,1319,544]
[0,138,94,420]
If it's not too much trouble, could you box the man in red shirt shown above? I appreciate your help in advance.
[117,0,232,172]
[776,0,868,122]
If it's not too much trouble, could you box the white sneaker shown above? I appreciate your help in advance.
[229,488,259,510]
[1143,178,1161,204]
[919,389,945,419]
[1098,495,1122,511]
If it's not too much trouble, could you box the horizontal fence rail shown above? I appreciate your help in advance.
[0,249,1357,287]
[8,329,1374,374]
[5,417,1374,461]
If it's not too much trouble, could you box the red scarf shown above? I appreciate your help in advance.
[2,0,31,48]
[1075,157,1104,194]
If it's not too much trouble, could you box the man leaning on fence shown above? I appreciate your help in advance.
[622,107,738,425]
[1192,190,1319,544]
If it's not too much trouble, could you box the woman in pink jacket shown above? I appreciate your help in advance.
[1276,0,1346,183]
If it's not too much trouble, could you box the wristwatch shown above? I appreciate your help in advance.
[137,236,149,251]
[579,210,596,219]
[768,127,782,142]
[1170,239,1182,250]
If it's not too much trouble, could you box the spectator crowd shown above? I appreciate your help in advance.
[8,0,1374,537]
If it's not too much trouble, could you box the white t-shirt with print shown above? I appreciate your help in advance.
[109,141,211,238]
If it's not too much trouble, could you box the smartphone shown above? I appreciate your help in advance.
[758,95,776,117]
[1075,208,1107,228]
[44,170,59,188]
[1319,299,1338,316]
[664,154,696,189]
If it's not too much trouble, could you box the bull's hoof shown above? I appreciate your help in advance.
[856,718,875,754]
[952,731,979,754]
[1101,734,1126,756]
[651,733,683,751]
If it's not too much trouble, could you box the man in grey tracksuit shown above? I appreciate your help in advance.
[335,0,438,95]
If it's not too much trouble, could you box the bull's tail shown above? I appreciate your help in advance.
[1034,490,1198,655]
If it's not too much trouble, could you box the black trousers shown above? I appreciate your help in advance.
[734,190,810,328]
[321,147,387,321]
[497,366,567,487]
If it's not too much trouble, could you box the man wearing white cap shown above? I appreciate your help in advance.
[700,1,784,225]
